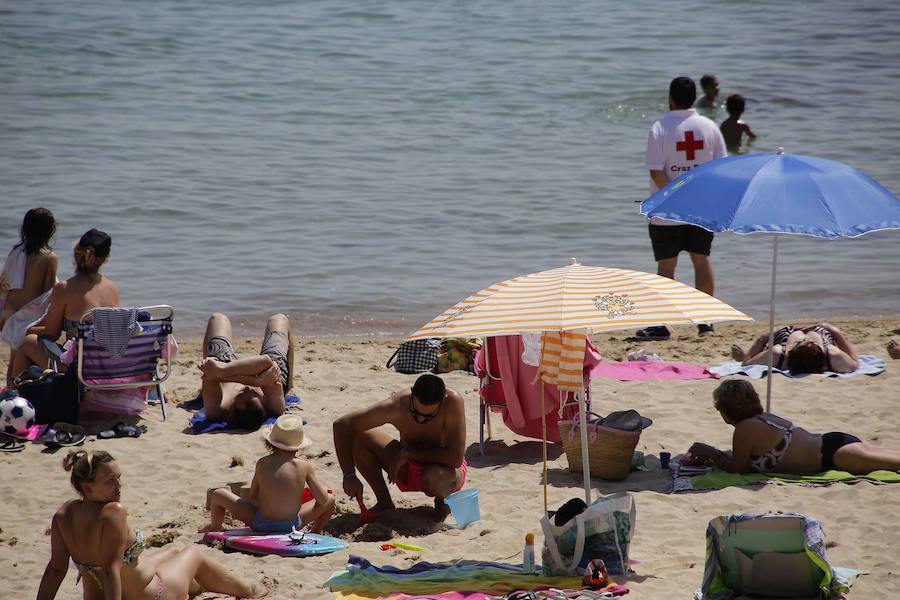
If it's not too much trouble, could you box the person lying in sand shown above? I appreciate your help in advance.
[198,312,294,431]
[333,373,467,518]
[37,450,269,600]
[201,414,334,534]
[687,380,900,475]
[730,322,859,374]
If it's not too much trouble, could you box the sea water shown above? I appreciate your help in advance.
[2,1,899,335]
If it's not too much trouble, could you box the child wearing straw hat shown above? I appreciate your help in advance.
[201,414,335,534]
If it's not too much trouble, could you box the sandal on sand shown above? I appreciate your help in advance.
[0,437,25,453]
[98,422,147,439]
[44,423,86,448]
[634,326,670,341]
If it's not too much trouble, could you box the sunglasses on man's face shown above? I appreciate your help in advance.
[409,396,441,424]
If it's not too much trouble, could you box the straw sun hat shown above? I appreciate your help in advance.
[264,414,311,451]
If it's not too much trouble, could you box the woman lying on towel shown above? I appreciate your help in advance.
[730,322,859,374]
[687,380,900,475]
[10,229,120,384]
[36,450,269,600]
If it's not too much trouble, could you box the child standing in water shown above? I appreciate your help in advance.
[720,94,757,152]
[202,414,335,533]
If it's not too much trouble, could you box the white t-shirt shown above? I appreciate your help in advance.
[645,108,726,225]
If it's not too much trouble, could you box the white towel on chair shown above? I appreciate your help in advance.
[91,307,140,358]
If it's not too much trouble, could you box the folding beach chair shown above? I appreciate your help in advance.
[697,513,849,600]
[474,335,599,455]
[74,305,175,421]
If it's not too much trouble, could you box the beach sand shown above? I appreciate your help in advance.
[2,317,899,599]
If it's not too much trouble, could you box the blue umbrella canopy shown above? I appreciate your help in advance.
[640,151,900,238]
[640,149,900,410]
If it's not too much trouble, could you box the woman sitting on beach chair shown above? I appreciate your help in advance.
[36,450,269,599]
[730,322,859,374]
[687,380,900,475]
[10,229,120,384]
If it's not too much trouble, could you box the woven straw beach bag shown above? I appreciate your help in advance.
[559,416,642,481]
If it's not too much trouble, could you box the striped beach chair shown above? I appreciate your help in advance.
[75,305,175,420]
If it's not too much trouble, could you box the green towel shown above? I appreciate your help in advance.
[689,469,900,490]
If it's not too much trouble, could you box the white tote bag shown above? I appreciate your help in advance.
[540,492,636,576]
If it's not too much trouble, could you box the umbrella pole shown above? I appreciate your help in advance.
[765,234,779,412]
[540,382,548,514]
[578,391,591,505]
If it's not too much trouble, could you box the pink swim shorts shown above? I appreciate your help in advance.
[395,459,467,494]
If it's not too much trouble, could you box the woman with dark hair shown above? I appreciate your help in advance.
[36,450,269,599]
[1,208,59,386]
[730,322,859,374]
[687,380,900,474]
[10,229,120,384]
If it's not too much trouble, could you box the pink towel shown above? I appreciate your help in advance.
[590,360,718,381]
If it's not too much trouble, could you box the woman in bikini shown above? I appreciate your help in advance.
[730,322,859,374]
[36,450,268,600]
[687,380,900,474]
[10,229,120,383]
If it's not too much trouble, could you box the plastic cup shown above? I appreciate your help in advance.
[444,488,481,528]
[659,452,671,469]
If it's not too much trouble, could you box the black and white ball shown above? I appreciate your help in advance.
[0,395,36,436]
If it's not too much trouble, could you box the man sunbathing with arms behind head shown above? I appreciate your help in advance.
[198,312,294,431]
[333,373,467,518]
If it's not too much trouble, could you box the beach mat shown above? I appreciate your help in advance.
[674,467,900,493]
[325,555,581,596]
[334,593,494,600]
[187,393,300,434]
[709,354,884,379]
[591,360,718,381]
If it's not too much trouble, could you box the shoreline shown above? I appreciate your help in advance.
[2,315,899,599]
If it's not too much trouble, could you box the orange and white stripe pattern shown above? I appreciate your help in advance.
[538,330,586,391]
[408,263,751,339]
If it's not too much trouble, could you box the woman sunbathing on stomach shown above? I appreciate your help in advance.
[687,380,900,475]
[37,450,269,600]
[730,322,858,374]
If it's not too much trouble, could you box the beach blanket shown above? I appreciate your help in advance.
[334,593,493,600]
[187,393,300,434]
[709,354,884,378]
[590,360,718,381]
[673,467,900,493]
[325,555,582,596]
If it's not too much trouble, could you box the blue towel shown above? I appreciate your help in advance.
[188,393,301,434]
[709,354,885,379]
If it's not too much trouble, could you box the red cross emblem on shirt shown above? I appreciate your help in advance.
[676,131,704,161]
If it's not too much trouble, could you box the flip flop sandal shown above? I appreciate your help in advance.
[98,422,147,439]
[634,326,671,341]
[44,425,86,448]
[0,437,25,453]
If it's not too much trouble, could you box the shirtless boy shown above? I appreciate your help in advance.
[198,312,294,431]
[333,373,467,518]
[201,414,335,533]
[720,94,757,152]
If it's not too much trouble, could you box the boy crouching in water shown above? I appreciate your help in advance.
[201,414,335,533]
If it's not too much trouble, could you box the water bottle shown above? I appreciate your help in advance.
[522,533,535,573]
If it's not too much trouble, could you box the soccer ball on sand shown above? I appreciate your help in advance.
[0,395,36,436]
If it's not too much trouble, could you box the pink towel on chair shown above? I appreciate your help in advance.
[481,335,601,443]
[590,360,718,381]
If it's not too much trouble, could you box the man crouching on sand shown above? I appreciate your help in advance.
[333,374,467,518]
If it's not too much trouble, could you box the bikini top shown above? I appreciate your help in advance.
[771,326,833,370]
[74,529,145,590]
[749,416,795,473]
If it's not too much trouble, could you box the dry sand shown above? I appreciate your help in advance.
[2,317,899,599]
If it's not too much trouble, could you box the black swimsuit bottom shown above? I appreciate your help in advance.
[821,432,861,471]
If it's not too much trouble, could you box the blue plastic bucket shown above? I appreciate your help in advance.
[444,488,481,528]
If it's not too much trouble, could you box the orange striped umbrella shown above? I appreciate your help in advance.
[409,262,751,508]
[409,262,751,340]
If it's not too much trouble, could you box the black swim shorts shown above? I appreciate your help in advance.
[648,223,714,261]
[821,431,861,471]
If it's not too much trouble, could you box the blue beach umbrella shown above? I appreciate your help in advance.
[640,149,900,409]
